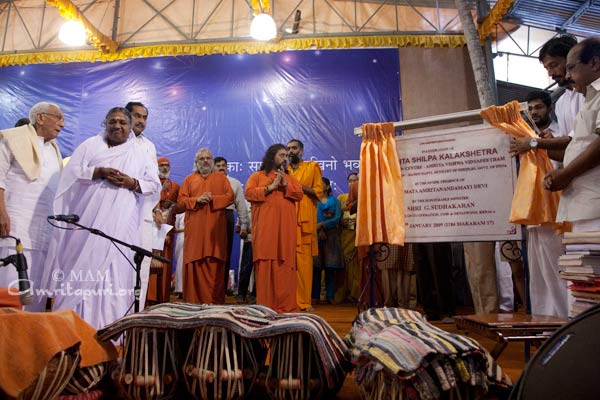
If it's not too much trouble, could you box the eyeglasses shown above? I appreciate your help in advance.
[42,112,64,122]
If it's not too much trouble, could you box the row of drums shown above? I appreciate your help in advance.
[111,325,342,400]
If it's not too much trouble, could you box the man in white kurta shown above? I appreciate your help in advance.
[555,87,585,139]
[126,102,159,308]
[0,102,64,311]
[42,125,160,329]
[525,91,569,318]
[508,38,585,317]
[549,39,600,231]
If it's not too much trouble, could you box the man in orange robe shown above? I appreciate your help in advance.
[178,148,234,304]
[287,139,323,311]
[246,144,303,313]
[147,156,180,303]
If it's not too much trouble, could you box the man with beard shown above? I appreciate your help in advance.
[178,148,234,304]
[125,102,160,308]
[286,139,323,311]
[526,91,558,134]
[214,156,249,291]
[246,144,303,312]
[147,156,180,303]
[510,36,584,160]
[0,102,64,310]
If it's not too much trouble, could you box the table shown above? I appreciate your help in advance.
[454,313,567,360]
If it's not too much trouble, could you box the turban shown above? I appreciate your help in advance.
[157,157,169,165]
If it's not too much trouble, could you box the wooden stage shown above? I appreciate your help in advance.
[306,303,528,399]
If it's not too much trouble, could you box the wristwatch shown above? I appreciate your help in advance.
[529,138,538,150]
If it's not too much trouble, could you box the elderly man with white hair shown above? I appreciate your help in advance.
[178,148,234,304]
[0,102,64,310]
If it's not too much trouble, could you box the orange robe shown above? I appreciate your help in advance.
[288,161,323,309]
[246,171,303,313]
[178,172,234,304]
[147,178,180,303]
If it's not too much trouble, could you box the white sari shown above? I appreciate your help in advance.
[42,131,160,329]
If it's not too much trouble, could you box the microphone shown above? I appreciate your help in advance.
[48,214,80,223]
[15,239,32,306]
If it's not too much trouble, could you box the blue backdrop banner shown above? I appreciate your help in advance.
[0,48,402,277]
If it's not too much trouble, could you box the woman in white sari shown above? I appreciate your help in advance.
[42,107,160,329]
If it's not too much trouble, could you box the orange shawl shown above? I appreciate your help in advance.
[480,101,561,226]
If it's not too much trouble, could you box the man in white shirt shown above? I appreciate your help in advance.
[525,91,569,317]
[0,102,64,311]
[507,38,591,318]
[547,37,600,232]
[214,156,249,291]
[510,36,584,160]
[125,102,160,308]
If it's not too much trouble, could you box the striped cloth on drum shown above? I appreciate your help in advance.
[97,303,351,391]
[345,308,512,399]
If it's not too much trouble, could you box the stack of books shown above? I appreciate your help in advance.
[560,231,600,318]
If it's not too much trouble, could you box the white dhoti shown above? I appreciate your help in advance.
[527,225,568,318]
[494,242,514,312]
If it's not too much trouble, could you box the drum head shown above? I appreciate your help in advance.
[515,305,600,399]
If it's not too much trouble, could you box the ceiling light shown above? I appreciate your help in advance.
[250,13,277,41]
[58,20,87,46]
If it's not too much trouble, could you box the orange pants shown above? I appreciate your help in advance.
[295,240,314,310]
[183,258,225,304]
[255,259,299,313]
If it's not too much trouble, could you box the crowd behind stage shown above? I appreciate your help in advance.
[0,37,598,330]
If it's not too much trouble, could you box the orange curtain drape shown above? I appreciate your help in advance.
[480,101,560,225]
[355,123,405,246]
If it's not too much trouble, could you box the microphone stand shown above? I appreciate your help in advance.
[0,254,17,266]
[63,220,170,313]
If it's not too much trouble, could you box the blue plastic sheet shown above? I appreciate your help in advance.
[0,49,402,276]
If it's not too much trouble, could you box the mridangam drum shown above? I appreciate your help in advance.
[63,362,110,395]
[261,333,323,400]
[18,346,80,400]
[114,328,179,399]
[182,326,266,400]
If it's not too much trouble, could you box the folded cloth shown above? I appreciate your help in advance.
[345,308,512,398]
[0,308,117,398]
